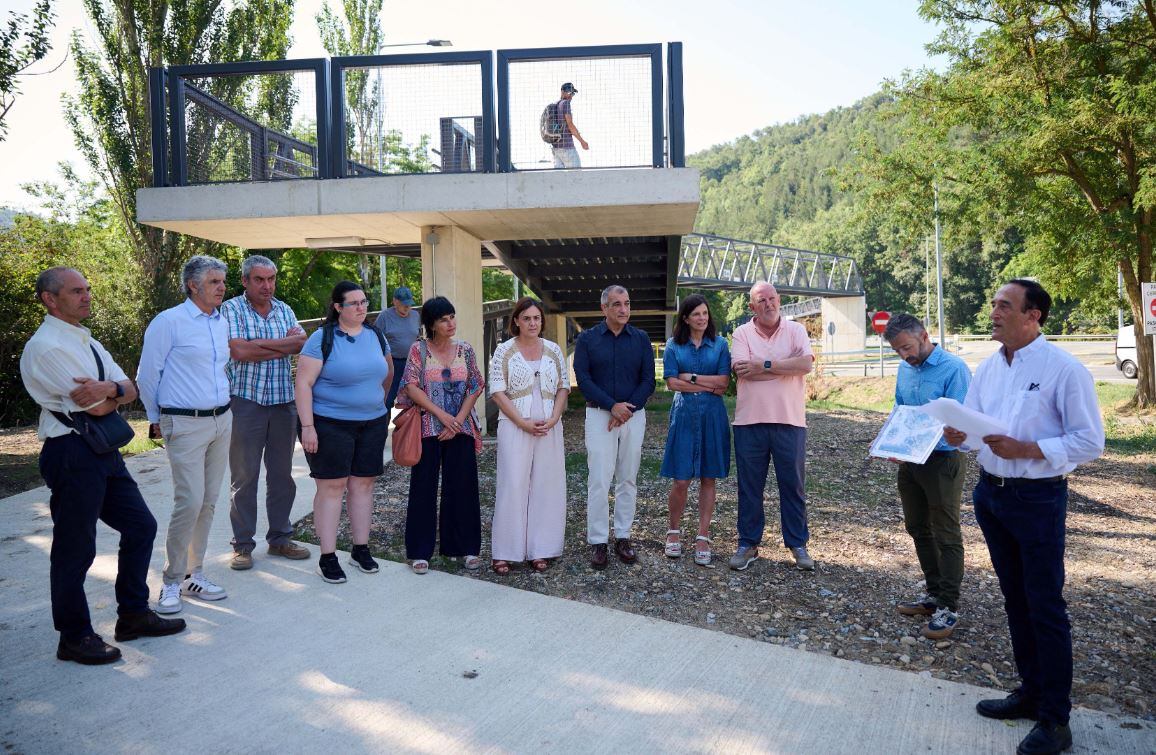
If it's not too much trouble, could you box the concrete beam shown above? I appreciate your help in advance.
[136,168,701,249]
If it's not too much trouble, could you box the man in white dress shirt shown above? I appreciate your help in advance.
[944,279,1104,755]
[137,256,233,615]
[21,267,186,664]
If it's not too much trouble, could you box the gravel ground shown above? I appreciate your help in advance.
[295,378,1156,721]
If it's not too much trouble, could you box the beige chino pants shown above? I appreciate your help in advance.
[160,412,233,584]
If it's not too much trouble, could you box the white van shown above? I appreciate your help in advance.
[1115,325,1139,379]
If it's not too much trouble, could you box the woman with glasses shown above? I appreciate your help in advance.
[295,281,392,583]
[396,296,485,575]
[660,294,731,566]
[488,298,570,575]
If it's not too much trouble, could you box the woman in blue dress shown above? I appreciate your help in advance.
[661,294,731,566]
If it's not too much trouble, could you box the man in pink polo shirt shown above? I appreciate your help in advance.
[729,281,816,571]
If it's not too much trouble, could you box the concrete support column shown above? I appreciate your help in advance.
[542,313,568,359]
[421,225,486,432]
[820,295,867,356]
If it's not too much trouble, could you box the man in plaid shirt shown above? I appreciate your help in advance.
[221,256,309,570]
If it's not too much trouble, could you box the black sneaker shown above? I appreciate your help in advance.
[57,634,121,665]
[317,553,347,584]
[348,544,379,574]
[1016,721,1072,755]
[114,610,187,642]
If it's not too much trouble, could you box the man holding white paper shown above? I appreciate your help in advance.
[883,313,971,640]
[943,280,1103,755]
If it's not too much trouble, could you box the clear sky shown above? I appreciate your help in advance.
[0,0,941,209]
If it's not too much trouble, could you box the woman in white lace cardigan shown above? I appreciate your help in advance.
[488,298,570,574]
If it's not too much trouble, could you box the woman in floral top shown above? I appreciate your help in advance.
[396,296,484,575]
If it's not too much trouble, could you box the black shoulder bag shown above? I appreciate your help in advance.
[50,344,136,454]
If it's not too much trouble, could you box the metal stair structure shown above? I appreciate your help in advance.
[677,233,863,297]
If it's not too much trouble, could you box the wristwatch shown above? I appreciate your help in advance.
[112,382,124,399]
[690,374,698,384]
[763,360,773,370]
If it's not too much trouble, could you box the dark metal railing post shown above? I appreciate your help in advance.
[666,42,685,168]
[329,62,346,178]
[480,53,496,172]
[648,45,664,168]
[496,50,511,172]
[315,59,332,178]
[149,67,169,186]
[169,73,188,186]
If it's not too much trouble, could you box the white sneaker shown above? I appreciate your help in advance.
[181,572,227,602]
[156,583,183,614]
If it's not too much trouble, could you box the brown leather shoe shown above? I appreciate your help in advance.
[590,543,608,570]
[614,538,638,564]
[268,542,310,560]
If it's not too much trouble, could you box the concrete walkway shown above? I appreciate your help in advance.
[2,447,1153,754]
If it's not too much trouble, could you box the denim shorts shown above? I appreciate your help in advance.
[302,413,390,479]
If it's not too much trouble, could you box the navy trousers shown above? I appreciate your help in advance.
[385,357,407,411]
[734,423,809,549]
[39,433,156,641]
[973,476,1071,725]
[405,434,481,560]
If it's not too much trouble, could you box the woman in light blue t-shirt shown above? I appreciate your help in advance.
[295,281,392,585]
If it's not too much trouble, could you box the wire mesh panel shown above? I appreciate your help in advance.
[505,55,655,171]
[180,69,319,185]
[336,61,484,176]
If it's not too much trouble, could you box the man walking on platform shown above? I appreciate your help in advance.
[21,267,185,664]
[221,255,309,571]
[883,313,971,640]
[944,279,1104,755]
[729,281,816,572]
[573,285,655,569]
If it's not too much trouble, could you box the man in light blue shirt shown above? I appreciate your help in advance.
[137,255,233,615]
[883,313,971,641]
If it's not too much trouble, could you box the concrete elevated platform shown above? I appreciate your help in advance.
[2,447,1154,753]
[135,168,701,249]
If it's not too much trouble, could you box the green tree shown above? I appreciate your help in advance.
[65,0,294,313]
[0,0,54,140]
[880,0,1156,407]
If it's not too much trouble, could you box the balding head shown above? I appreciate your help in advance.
[748,281,781,331]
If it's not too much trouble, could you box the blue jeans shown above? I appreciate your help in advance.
[40,434,157,640]
[734,423,808,549]
[385,357,407,411]
[973,476,1071,725]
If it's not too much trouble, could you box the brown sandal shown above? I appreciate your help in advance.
[530,558,549,573]
[492,560,511,576]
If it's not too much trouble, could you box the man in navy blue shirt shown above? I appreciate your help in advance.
[883,313,971,640]
[573,285,655,569]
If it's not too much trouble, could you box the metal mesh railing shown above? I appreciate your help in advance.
[505,56,656,171]
[180,70,319,185]
[336,61,484,175]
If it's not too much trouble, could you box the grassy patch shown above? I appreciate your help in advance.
[807,376,895,414]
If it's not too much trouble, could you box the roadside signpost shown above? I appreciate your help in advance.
[872,311,890,375]
[1143,282,1156,336]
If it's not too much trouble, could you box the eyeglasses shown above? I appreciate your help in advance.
[340,299,369,308]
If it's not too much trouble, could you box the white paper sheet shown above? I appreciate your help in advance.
[920,397,1009,446]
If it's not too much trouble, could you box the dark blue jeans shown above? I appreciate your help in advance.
[734,423,809,549]
[973,476,1071,725]
[39,433,157,641]
[385,357,407,411]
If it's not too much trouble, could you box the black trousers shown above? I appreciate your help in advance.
[39,433,156,641]
[405,434,481,560]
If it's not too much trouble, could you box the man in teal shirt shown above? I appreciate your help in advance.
[883,313,972,639]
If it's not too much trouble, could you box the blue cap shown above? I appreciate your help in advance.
[393,286,416,306]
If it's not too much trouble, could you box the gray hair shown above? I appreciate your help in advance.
[35,266,82,303]
[241,255,277,279]
[181,255,227,296]
[882,312,926,343]
[600,285,628,307]
[749,280,777,299]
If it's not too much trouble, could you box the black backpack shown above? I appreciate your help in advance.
[320,321,389,363]
[540,100,564,144]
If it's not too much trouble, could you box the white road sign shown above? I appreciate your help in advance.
[1144,282,1156,336]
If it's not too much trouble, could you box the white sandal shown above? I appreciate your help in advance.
[694,536,712,566]
[664,529,682,558]
[411,559,429,575]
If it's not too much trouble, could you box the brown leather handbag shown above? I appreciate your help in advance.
[391,341,426,467]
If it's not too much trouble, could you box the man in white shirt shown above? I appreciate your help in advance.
[21,267,185,665]
[944,279,1104,755]
[137,256,233,615]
